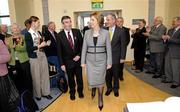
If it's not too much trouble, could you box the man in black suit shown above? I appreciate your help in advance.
[43,22,67,89]
[57,16,84,100]
[105,13,127,97]
[116,17,130,81]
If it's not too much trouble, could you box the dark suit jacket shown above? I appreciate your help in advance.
[44,30,58,57]
[167,28,180,59]
[57,28,83,69]
[25,32,38,58]
[131,27,147,50]
[111,26,127,64]
[122,26,130,46]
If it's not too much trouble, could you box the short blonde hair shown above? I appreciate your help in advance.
[90,12,104,27]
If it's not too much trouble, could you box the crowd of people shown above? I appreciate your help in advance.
[0,11,180,111]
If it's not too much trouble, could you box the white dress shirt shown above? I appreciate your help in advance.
[64,29,74,45]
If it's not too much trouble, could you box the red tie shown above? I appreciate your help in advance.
[67,31,74,49]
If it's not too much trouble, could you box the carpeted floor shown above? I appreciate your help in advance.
[35,88,62,112]
[125,64,180,97]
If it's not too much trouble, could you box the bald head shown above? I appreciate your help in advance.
[154,16,163,26]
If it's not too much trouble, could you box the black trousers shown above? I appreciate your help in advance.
[8,60,33,93]
[134,48,146,71]
[106,64,120,91]
[119,63,124,79]
[66,65,83,95]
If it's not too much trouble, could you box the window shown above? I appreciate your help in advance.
[0,0,11,25]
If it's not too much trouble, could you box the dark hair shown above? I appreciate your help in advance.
[29,16,39,25]
[24,19,31,26]
[90,12,104,27]
[61,16,71,24]
[139,19,146,25]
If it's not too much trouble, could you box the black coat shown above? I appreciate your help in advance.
[131,27,147,50]
[43,30,58,57]
[57,29,83,69]
[111,26,127,64]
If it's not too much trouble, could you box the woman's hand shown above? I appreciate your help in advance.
[81,64,86,68]
[107,64,112,69]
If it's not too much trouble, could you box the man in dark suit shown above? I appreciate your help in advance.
[105,13,127,97]
[57,16,84,100]
[162,16,180,88]
[116,17,130,81]
[43,22,67,89]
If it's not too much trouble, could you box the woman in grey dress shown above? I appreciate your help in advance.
[81,12,112,111]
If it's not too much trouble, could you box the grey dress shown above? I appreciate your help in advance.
[81,28,112,88]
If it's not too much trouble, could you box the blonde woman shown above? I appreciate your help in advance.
[81,12,112,111]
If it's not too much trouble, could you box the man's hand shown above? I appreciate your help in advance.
[81,64,86,68]
[120,59,125,63]
[61,65,66,72]
[73,56,80,62]
[107,64,112,69]
[143,32,150,37]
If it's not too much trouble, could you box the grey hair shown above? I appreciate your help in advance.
[48,21,55,27]
[107,13,116,20]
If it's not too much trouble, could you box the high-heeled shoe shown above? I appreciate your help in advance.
[91,88,96,99]
[98,92,103,111]
[98,105,103,111]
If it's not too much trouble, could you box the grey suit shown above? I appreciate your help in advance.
[165,27,180,85]
[148,24,167,76]
[149,24,167,53]
[81,29,112,88]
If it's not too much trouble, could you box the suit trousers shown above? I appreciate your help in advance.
[66,64,83,95]
[165,51,180,85]
[29,51,50,98]
[106,64,120,91]
[119,63,124,79]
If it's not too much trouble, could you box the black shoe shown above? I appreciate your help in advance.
[43,95,53,100]
[152,75,161,78]
[70,95,75,100]
[114,91,119,97]
[36,97,41,101]
[78,92,84,99]
[161,80,172,83]
[98,105,103,111]
[91,88,96,99]
[105,89,112,96]
[170,85,179,89]
[119,77,124,81]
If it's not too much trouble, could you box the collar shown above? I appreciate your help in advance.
[175,26,180,31]
[28,28,36,34]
